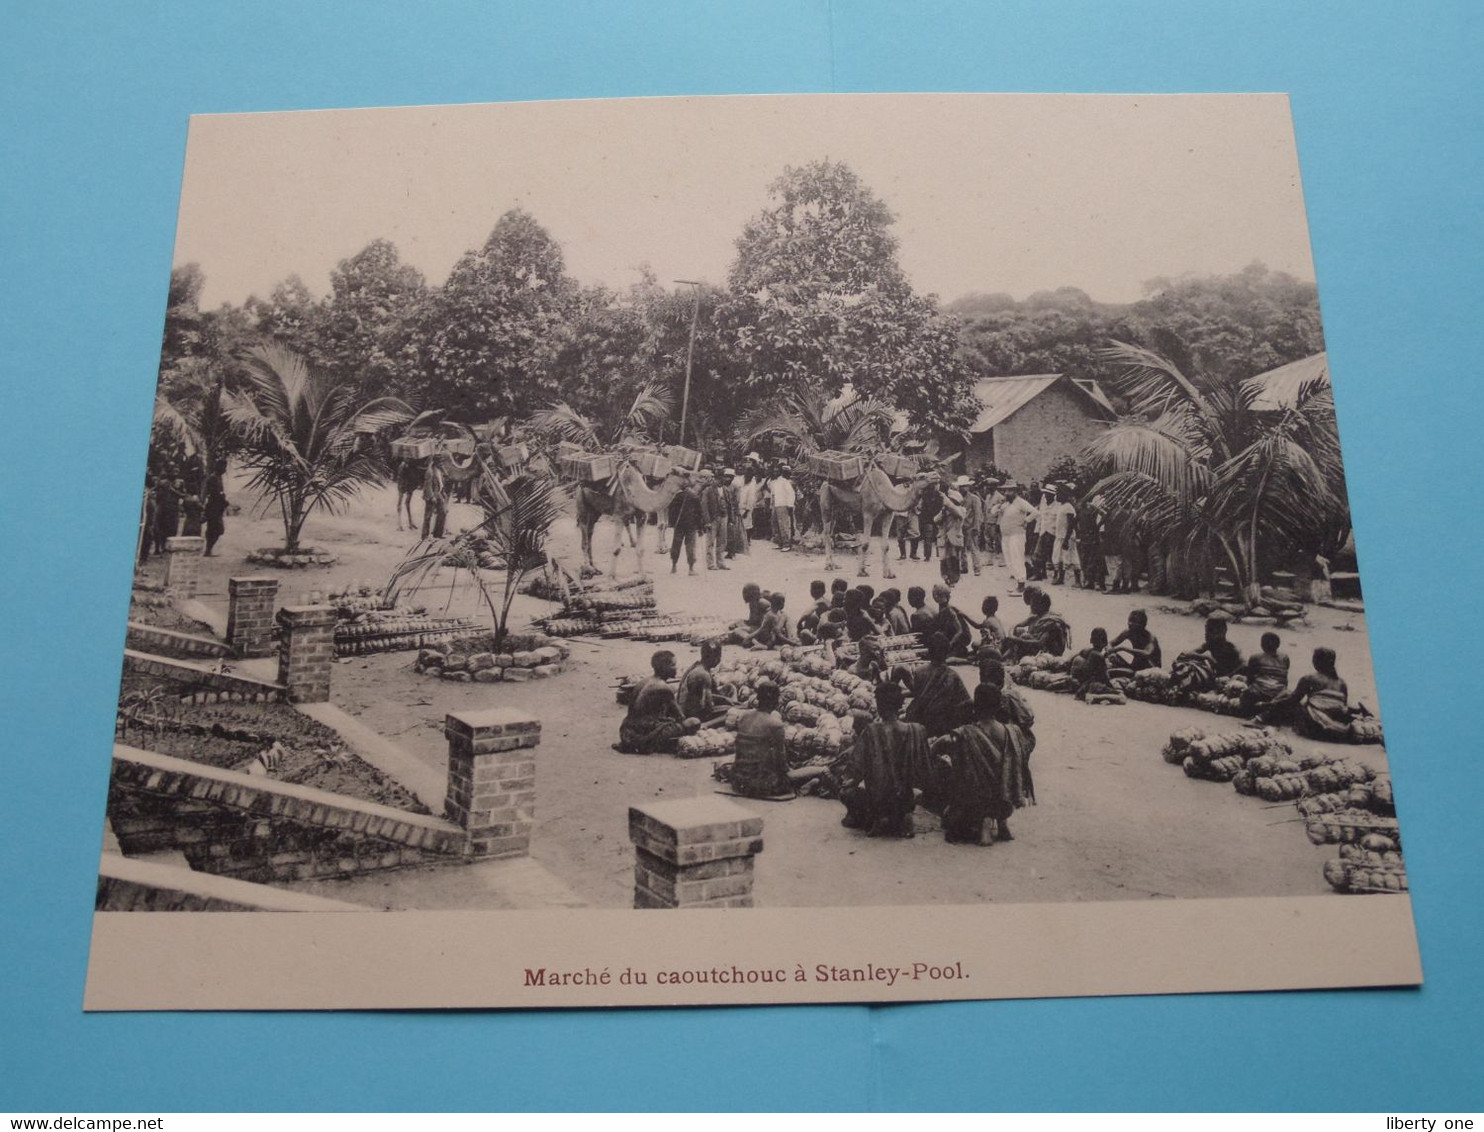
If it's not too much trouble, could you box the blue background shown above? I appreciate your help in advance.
[2,0,1480,1112]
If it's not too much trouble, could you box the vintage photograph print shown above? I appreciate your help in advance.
[86,94,1421,1010]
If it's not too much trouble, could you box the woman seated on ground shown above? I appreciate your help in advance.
[932,683,1035,846]
[899,632,973,741]
[729,681,828,799]
[1070,628,1124,703]
[1171,616,1243,692]
[1254,646,1356,740]
[1003,587,1072,661]
[927,584,974,658]
[725,582,769,644]
[1240,631,1291,712]
[1107,609,1162,676]
[678,640,733,728]
[839,682,931,839]
[616,650,700,754]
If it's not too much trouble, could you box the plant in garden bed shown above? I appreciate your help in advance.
[387,466,570,651]
[226,342,414,555]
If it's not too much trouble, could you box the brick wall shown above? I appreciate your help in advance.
[629,796,764,908]
[444,708,540,858]
[227,576,280,657]
[277,605,335,703]
[97,852,366,911]
[108,744,467,885]
[126,622,234,659]
[163,536,206,598]
[122,649,286,703]
[981,381,1111,482]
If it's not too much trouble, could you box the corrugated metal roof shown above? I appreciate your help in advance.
[969,374,1114,434]
[1245,351,1329,410]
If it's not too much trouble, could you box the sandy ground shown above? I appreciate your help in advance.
[162,470,1390,909]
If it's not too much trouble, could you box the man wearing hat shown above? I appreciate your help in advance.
[996,482,1039,594]
[1032,482,1061,582]
[956,475,984,577]
[768,463,797,552]
[700,468,730,571]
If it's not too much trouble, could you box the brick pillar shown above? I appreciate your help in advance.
[628,797,764,909]
[444,708,540,858]
[276,605,336,703]
[163,536,206,598]
[227,576,280,657]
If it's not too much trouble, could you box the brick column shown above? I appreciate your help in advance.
[628,797,764,909]
[226,576,280,657]
[276,605,336,703]
[444,708,540,858]
[163,535,206,597]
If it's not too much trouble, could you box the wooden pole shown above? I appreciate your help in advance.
[675,280,702,447]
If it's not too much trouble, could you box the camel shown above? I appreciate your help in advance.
[819,465,934,578]
[574,461,691,577]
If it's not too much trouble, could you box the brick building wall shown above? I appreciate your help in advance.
[967,381,1111,482]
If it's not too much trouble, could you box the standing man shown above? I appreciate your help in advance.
[996,483,1039,595]
[917,475,944,562]
[1033,483,1060,582]
[957,475,984,577]
[420,460,450,540]
[701,469,730,571]
[152,476,182,555]
[203,463,228,557]
[1050,484,1079,586]
[670,473,705,576]
[769,465,797,552]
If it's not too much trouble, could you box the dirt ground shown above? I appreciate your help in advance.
[164,470,1392,909]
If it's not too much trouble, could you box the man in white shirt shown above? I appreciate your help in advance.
[997,483,1039,594]
[769,467,797,551]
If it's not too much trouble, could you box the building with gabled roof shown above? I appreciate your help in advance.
[1244,351,1329,411]
[963,373,1116,482]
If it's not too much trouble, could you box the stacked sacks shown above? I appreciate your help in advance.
[1177,729,1292,783]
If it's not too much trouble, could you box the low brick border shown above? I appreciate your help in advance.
[123,649,287,703]
[112,744,469,855]
[97,852,368,912]
[125,621,234,659]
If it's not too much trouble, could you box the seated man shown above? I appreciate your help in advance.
[1107,609,1162,676]
[1171,616,1244,693]
[616,650,700,754]
[796,579,831,642]
[1004,587,1072,661]
[1070,628,1124,703]
[927,583,973,658]
[738,592,799,650]
[678,639,732,727]
[725,582,769,644]
[906,585,935,634]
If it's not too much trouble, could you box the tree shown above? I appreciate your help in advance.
[415,209,577,420]
[740,385,897,463]
[718,160,978,434]
[1082,340,1346,604]
[387,469,569,649]
[247,274,327,363]
[226,343,413,552]
[319,239,427,399]
[528,379,673,453]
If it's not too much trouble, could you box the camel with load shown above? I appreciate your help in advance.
[819,465,935,578]
[575,460,691,577]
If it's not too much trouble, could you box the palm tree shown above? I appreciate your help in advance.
[740,385,897,461]
[528,378,673,452]
[386,466,570,648]
[1083,340,1346,604]
[226,342,414,552]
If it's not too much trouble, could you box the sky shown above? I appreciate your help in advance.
[175,93,1318,309]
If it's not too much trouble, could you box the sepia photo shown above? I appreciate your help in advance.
[85,93,1421,1010]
